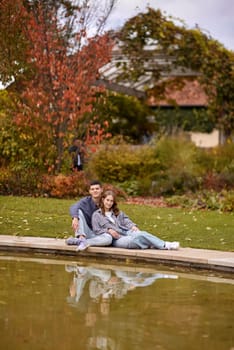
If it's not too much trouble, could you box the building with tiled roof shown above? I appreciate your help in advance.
[147,78,208,107]
[97,42,222,147]
[98,42,208,107]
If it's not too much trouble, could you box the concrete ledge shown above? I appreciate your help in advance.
[0,235,234,273]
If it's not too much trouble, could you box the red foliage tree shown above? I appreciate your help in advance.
[0,0,29,85]
[3,0,116,173]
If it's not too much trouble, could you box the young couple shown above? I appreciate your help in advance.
[66,180,180,251]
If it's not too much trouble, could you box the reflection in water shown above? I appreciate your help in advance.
[66,265,178,303]
[66,264,178,350]
[0,254,233,350]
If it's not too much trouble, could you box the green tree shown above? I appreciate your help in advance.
[89,92,154,143]
[0,90,48,171]
[118,8,234,137]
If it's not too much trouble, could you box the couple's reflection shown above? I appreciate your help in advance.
[66,265,178,304]
[65,264,178,350]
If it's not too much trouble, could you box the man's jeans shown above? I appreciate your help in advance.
[75,210,112,247]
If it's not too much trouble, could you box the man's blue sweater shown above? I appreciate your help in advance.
[69,196,98,229]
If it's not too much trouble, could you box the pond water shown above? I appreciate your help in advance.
[0,253,233,350]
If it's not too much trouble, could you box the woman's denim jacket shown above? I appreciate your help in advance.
[92,208,136,235]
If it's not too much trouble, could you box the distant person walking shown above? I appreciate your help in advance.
[69,138,85,171]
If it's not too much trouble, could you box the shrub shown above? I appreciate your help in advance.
[202,172,234,191]
[40,173,127,199]
[117,180,140,196]
[198,142,234,191]
[87,137,234,196]
[165,190,234,212]
[0,167,42,196]
[0,167,90,198]
[221,190,234,212]
[40,172,89,198]
[148,137,203,195]
[87,143,158,184]
[164,194,197,208]
[0,165,127,199]
[211,142,234,173]
[1,138,233,200]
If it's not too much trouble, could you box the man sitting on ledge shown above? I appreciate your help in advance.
[66,180,112,251]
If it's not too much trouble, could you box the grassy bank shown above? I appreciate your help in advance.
[0,196,233,251]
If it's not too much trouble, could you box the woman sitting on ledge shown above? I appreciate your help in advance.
[92,190,180,250]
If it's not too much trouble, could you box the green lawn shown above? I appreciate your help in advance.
[0,195,233,251]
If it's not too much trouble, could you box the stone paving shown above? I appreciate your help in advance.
[0,235,234,273]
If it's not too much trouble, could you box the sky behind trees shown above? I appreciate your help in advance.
[107,0,234,51]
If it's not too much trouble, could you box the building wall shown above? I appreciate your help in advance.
[189,129,220,148]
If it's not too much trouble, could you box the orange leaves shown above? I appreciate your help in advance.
[5,1,115,173]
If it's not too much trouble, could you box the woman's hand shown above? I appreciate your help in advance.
[131,226,139,231]
[108,228,121,239]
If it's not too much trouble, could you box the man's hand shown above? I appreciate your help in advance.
[72,217,79,232]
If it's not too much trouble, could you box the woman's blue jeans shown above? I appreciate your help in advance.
[112,230,165,249]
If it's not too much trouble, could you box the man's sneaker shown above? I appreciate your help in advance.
[65,237,81,246]
[165,241,180,250]
[76,239,90,251]
[75,229,80,238]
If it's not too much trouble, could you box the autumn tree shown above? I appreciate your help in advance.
[0,0,116,173]
[118,8,234,138]
[0,0,30,85]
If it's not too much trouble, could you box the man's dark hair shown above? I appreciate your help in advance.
[89,180,102,187]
